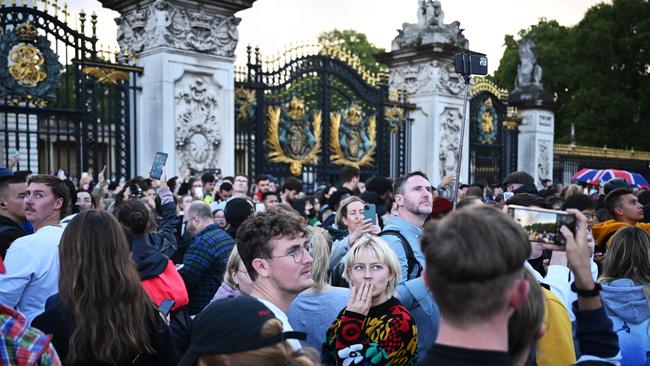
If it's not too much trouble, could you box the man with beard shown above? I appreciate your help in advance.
[179,201,234,315]
[384,171,433,282]
[0,175,69,323]
[0,175,28,258]
[236,208,312,351]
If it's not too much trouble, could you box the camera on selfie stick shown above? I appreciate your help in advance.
[450,52,488,209]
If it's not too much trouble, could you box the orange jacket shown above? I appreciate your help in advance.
[591,219,650,249]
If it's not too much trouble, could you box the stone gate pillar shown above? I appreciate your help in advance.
[508,39,555,187]
[99,0,254,177]
[378,0,475,186]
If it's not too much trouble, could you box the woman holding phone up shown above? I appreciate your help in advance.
[329,196,381,286]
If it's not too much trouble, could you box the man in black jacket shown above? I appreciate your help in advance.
[0,175,27,259]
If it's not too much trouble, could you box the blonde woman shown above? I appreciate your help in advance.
[211,246,253,302]
[322,235,418,365]
[599,226,650,365]
[287,227,350,350]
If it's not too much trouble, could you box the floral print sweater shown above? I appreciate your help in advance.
[322,296,418,366]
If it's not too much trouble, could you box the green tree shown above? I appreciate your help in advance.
[493,0,650,150]
[317,29,386,75]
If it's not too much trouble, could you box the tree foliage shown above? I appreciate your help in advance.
[493,0,650,150]
[317,29,386,75]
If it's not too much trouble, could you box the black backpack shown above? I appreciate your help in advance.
[328,230,423,287]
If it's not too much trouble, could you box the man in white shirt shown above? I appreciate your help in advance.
[236,208,313,350]
[0,175,69,323]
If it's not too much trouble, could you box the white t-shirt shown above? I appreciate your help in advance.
[0,225,64,323]
[257,298,302,351]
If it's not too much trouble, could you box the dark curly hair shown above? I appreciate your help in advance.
[236,208,307,281]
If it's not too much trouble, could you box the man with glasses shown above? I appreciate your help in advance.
[236,208,313,350]
[179,201,235,315]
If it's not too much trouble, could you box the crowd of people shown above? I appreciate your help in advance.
[0,161,647,365]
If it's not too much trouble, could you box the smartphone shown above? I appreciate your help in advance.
[508,205,576,246]
[503,191,514,201]
[150,152,168,180]
[159,299,175,317]
[364,203,377,225]
[193,186,204,198]
[11,149,19,158]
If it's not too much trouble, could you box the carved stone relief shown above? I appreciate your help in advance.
[389,62,434,95]
[175,77,221,174]
[434,60,465,96]
[538,140,550,180]
[438,107,463,178]
[116,0,240,56]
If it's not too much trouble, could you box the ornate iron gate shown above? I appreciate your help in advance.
[235,44,412,190]
[468,78,519,185]
[0,3,141,179]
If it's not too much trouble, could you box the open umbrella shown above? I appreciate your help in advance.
[572,168,649,188]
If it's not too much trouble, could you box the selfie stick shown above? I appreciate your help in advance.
[451,54,473,210]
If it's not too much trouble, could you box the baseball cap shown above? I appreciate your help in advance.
[177,296,306,366]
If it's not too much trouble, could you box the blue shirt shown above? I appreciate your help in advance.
[287,287,350,350]
[382,215,425,283]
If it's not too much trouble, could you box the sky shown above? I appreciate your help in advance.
[59,0,608,74]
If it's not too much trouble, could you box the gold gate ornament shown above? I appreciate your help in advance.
[330,104,376,168]
[267,96,322,176]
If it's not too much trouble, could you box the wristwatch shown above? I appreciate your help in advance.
[570,282,602,297]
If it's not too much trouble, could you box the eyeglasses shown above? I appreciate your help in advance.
[268,242,312,263]
[183,216,198,225]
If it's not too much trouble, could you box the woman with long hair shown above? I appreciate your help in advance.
[288,227,350,350]
[322,235,418,365]
[32,210,177,365]
[599,226,650,365]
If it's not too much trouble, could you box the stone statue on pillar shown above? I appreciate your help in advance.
[392,0,468,50]
[515,39,543,90]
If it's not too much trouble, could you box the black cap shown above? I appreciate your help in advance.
[177,296,305,366]
[603,178,632,195]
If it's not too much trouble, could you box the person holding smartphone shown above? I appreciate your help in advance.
[328,196,381,285]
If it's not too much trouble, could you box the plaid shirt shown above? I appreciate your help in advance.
[179,224,234,314]
[0,304,61,366]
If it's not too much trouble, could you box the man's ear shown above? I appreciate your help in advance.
[507,277,530,312]
[394,193,404,207]
[613,206,624,219]
[0,198,7,211]
[251,258,270,279]
[53,197,63,211]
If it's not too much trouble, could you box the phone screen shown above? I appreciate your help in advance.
[363,203,377,225]
[508,205,576,246]
[159,299,175,316]
[150,152,168,180]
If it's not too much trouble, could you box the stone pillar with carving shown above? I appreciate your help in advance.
[508,39,555,187]
[377,0,473,185]
[99,0,254,177]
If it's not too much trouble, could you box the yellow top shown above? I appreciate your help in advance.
[536,288,576,366]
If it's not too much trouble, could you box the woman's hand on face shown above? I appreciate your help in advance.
[347,281,373,316]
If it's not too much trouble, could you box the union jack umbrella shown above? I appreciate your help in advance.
[572,168,650,188]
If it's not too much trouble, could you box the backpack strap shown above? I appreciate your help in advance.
[379,229,422,280]
[0,225,17,234]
